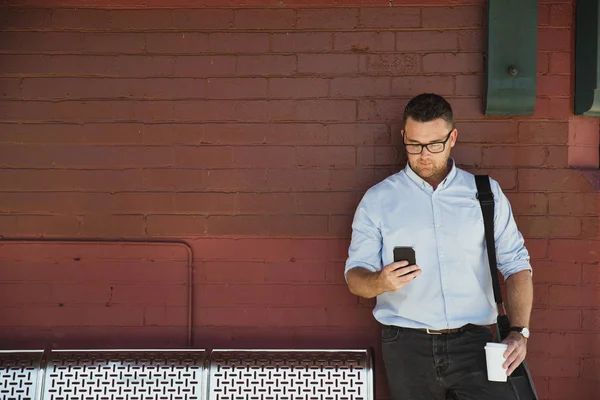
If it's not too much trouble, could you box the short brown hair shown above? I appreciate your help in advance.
[402,93,453,127]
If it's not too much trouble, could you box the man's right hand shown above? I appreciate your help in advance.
[377,261,422,292]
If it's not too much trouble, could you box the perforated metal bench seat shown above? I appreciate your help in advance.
[0,349,373,400]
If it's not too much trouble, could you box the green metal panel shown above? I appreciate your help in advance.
[485,0,537,115]
[575,0,600,116]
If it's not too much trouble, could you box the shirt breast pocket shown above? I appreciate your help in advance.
[446,205,485,249]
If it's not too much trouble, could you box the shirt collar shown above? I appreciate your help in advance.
[403,158,457,190]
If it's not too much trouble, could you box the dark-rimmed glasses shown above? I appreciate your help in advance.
[403,130,453,155]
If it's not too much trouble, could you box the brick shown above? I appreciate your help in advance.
[530,309,580,332]
[209,33,270,53]
[82,33,145,54]
[422,6,483,28]
[141,123,205,144]
[174,100,268,122]
[519,216,581,238]
[0,78,21,99]
[265,124,329,145]
[202,123,265,145]
[357,145,403,166]
[271,32,332,53]
[296,192,359,214]
[582,310,600,331]
[582,358,600,380]
[361,54,421,75]
[206,215,270,235]
[329,215,353,237]
[549,52,571,74]
[0,32,83,53]
[396,30,458,52]
[205,77,267,99]
[144,307,187,327]
[113,56,176,77]
[357,99,404,122]
[237,193,296,214]
[582,262,600,284]
[83,214,147,236]
[264,260,328,283]
[268,78,329,98]
[533,283,548,308]
[526,355,580,378]
[0,169,143,191]
[334,32,395,52]
[538,74,571,97]
[469,168,516,191]
[359,7,420,28]
[393,76,454,96]
[298,54,359,74]
[233,9,295,29]
[548,378,600,400]
[297,8,358,29]
[112,193,174,213]
[0,9,52,29]
[237,55,296,75]
[327,123,390,145]
[549,239,600,262]
[199,261,266,283]
[505,192,548,215]
[146,215,207,235]
[109,10,173,30]
[422,53,483,73]
[538,3,550,26]
[145,33,209,54]
[175,193,237,214]
[549,3,573,27]
[518,121,568,144]
[457,29,484,51]
[451,144,482,167]
[582,217,599,239]
[295,146,356,167]
[268,215,329,236]
[518,169,594,192]
[195,284,297,307]
[569,117,600,145]
[331,77,390,97]
[533,261,581,284]
[142,169,204,191]
[51,9,111,30]
[265,168,330,191]
[326,306,375,328]
[454,74,482,96]
[234,146,295,167]
[482,146,547,167]
[268,100,355,122]
[524,238,548,259]
[1,215,79,236]
[547,332,600,357]
[549,193,598,216]
[0,283,53,305]
[329,168,379,191]
[173,146,233,168]
[458,121,518,143]
[538,52,549,74]
[206,169,267,191]
[174,55,236,77]
[194,306,328,328]
[549,285,598,307]
[538,28,571,52]
[171,9,233,30]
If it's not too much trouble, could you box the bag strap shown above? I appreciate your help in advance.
[475,175,503,305]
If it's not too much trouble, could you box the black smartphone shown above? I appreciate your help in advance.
[393,246,416,266]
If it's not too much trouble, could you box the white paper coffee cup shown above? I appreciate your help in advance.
[484,342,508,382]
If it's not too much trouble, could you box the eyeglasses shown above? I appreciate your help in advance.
[403,130,453,155]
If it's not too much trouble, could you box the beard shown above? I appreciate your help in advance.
[408,152,451,183]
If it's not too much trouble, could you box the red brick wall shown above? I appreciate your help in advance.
[0,1,599,399]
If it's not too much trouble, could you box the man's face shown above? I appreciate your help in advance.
[402,117,457,183]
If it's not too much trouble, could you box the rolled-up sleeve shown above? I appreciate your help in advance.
[491,179,532,279]
[345,191,383,280]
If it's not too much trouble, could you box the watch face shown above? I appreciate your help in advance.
[521,327,530,338]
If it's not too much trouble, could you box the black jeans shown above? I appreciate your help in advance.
[381,325,518,400]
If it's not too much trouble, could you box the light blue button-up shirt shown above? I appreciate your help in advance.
[345,161,532,330]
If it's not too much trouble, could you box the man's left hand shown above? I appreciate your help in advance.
[501,331,527,376]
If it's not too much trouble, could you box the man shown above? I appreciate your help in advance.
[345,93,533,400]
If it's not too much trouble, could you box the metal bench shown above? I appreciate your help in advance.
[0,349,373,400]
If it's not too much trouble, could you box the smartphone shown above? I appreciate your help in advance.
[393,246,416,266]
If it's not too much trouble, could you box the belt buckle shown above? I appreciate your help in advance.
[426,328,442,335]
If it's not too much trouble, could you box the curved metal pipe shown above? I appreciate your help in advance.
[0,237,195,348]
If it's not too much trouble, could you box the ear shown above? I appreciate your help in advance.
[449,128,458,148]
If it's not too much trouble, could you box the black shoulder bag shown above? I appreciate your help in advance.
[475,175,539,400]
